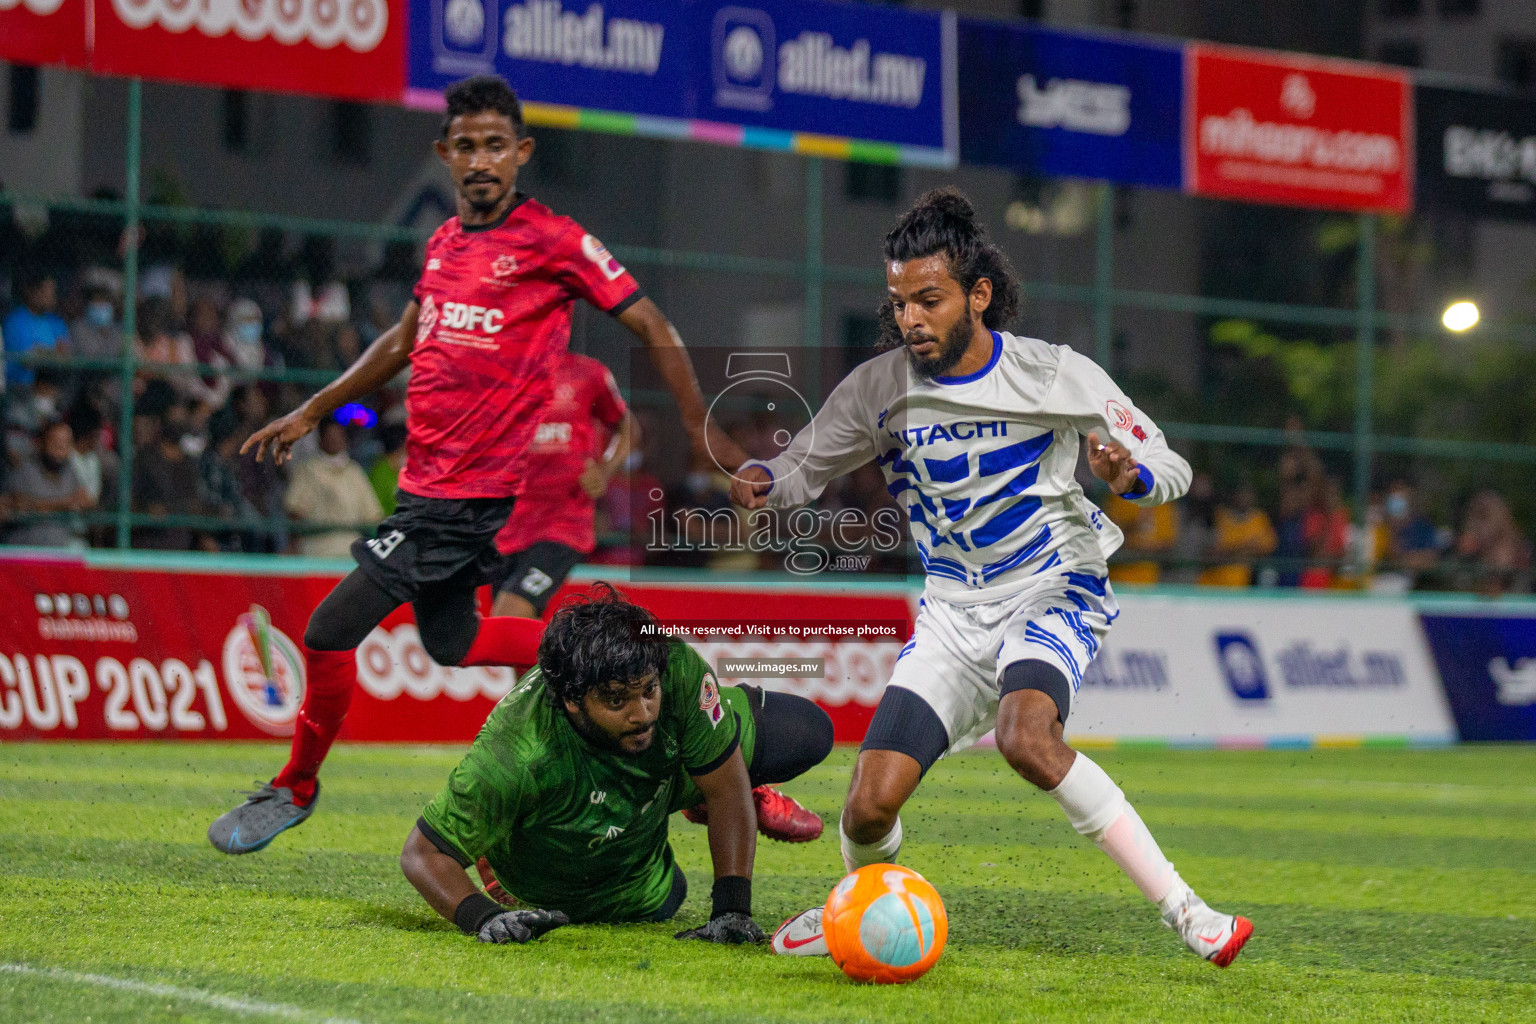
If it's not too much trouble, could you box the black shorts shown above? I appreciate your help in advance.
[351,490,515,605]
[488,541,585,616]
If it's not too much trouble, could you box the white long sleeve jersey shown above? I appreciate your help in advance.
[749,331,1192,602]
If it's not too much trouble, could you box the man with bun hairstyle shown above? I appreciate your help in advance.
[736,188,1253,967]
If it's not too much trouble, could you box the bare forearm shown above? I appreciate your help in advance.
[300,324,411,420]
[401,827,479,922]
[601,414,638,477]
[693,751,756,881]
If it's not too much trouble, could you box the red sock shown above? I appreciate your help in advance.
[272,648,356,804]
[458,615,544,669]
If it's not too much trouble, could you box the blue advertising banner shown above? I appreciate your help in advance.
[956,19,1182,189]
[1419,614,1536,741]
[407,0,956,166]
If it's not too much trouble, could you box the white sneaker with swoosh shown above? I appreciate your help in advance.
[1164,894,1253,967]
[770,906,828,957]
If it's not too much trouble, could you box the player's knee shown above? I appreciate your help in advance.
[843,782,903,843]
[304,611,356,652]
[995,726,1059,789]
[419,619,476,666]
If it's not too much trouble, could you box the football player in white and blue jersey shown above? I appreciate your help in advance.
[736,189,1252,968]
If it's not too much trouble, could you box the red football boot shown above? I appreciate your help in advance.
[682,786,824,842]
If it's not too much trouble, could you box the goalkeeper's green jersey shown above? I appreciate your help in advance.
[419,640,757,923]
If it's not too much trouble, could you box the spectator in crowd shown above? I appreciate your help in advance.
[367,416,407,516]
[332,323,363,371]
[5,366,68,466]
[661,455,745,570]
[290,234,350,326]
[1454,490,1534,596]
[1299,475,1351,589]
[3,268,70,389]
[1382,480,1445,585]
[1104,489,1177,585]
[1199,482,1278,587]
[197,415,258,551]
[66,401,118,510]
[4,419,92,548]
[1167,470,1216,585]
[69,283,125,415]
[283,418,381,558]
[218,385,285,551]
[135,297,230,426]
[132,413,207,550]
[221,298,273,376]
[70,283,123,367]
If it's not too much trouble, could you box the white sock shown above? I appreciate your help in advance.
[1049,752,1187,908]
[839,815,902,874]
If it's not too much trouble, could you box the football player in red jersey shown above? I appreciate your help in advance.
[209,76,753,855]
[488,348,635,621]
[481,350,824,850]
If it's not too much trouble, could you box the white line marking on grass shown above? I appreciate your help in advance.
[0,963,370,1024]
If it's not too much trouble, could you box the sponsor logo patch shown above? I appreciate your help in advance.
[1106,399,1135,433]
[699,671,724,727]
[581,234,626,281]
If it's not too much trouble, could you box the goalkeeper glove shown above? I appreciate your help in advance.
[674,911,765,945]
[478,908,569,944]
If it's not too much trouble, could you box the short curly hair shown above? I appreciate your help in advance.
[442,75,527,138]
[537,584,672,708]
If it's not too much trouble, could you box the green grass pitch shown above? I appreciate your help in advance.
[2,742,1534,1023]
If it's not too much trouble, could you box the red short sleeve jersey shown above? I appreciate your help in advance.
[495,351,628,555]
[400,196,640,500]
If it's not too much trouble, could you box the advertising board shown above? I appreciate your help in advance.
[407,0,956,165]
[1186,44,1412,213]
[957,19,1182,189]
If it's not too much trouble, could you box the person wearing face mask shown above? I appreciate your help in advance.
[284,417,384,557]
[5,419,93,549]
[70,285,123,365]
[1383,480,1445,587]
[223,298,276,375]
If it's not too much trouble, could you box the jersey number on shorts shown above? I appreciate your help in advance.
[519,568,554,595]
[367,530,405,560]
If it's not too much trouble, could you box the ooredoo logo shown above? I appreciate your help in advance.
[0,0,66,15]
[109,0,389,53]
[356,622,515,702]
[222,618,307,735]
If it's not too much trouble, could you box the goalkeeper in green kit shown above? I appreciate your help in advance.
[401,586,835,944]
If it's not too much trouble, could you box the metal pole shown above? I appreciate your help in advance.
[115,80,142,550]
[1352,213,1377,567]
[1093,183,1114,370]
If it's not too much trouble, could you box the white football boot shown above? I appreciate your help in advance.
[1163,893,1254,968]
[770,906,829,956]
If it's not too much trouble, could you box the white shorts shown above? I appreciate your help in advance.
[885,569,1118,757]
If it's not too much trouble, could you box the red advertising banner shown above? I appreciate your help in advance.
[0,0,88,68]
[1186,44,1412,213]
[91,0,406,103]
[0,553,912,745]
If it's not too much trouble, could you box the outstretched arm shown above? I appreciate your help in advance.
[401,824,567,944]
[616,298,749,473]
[241,301,420,465]
[677,747,764,945]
